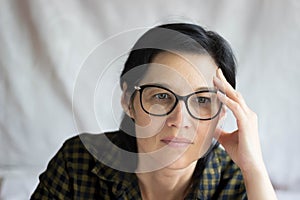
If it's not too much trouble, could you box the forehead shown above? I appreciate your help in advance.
[139,52,218,93]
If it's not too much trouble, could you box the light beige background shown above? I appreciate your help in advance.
[0,0,299,199]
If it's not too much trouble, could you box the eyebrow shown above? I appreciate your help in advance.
[141,82,217,92]
[195,86,216,91]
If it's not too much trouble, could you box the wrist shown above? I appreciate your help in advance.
[239,155,266,174]
[241,163,277,200]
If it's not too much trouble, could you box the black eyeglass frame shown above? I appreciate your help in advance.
[134,84,223,120]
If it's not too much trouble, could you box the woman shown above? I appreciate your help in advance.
[31,23,277,199]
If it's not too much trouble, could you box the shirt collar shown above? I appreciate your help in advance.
[90,150,222,200]
[80,132,141,198]
[85,131,222,199]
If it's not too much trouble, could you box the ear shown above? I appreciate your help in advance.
[121,82,134,118]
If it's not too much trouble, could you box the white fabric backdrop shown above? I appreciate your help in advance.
[1,0,300,199]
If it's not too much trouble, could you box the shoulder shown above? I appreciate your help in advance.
[209,146,244,180]
[31,130,122,199]
[207,146,246,198]
[62,131,118,146]
[58,131,121,162]
[213,146,238,167]
[212,145,230,162]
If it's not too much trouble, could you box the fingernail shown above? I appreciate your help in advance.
[218,68,225,78]
[213,76,221,84]
[214,76,225,91]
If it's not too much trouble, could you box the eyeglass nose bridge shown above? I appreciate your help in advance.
[168,93,193,116]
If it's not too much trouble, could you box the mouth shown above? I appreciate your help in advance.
[160,137,194,148]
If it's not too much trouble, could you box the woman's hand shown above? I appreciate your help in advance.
[213,68,263,171]
[213,68,277,200]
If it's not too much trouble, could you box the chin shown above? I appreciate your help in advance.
[164,156,198,170]
[163,146,211,170]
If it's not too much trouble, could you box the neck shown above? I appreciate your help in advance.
[136,161,197,200]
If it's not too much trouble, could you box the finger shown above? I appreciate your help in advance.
[214,75,247,108]
[218,130,239,161]
[218,130,239,146]
[213,76,226,93]
[217,90,247,121]
[216,68,249,110]
[216,68,236,97]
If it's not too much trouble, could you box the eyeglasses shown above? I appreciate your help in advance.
[134,84,222,120]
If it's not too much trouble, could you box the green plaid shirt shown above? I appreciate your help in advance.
[31,131,247,200]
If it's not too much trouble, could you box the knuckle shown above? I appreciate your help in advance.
[251,112,258,120]
[231,102,241,110]
[247,110,257,119]
[235,91,242,99]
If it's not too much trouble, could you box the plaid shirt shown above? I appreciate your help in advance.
[31,131,247,200]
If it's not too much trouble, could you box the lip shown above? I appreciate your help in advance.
[160,137,194,148]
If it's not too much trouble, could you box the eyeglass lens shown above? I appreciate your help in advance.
[140,86,221,120]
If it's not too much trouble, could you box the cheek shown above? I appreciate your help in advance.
[135,117,166,139]
[193,120,218,148]
[132,98,167,138]
[194,123,210,142]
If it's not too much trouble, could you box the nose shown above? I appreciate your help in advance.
[166,101,192,128]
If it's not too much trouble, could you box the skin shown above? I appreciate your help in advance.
[134,52,221,170]
[121,52,277,200]
[214,69,277,200]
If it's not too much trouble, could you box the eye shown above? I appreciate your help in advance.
[154,93,170,100]
[196,97,211,104]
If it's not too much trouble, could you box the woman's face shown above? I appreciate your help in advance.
[125,52,222,171]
